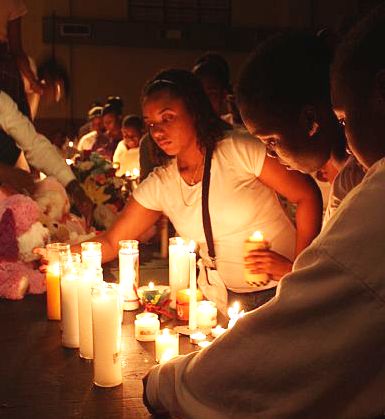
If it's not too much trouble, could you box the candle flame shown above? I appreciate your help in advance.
[125,170,131,177]
[132,168,140,177]
[66,158,74,166]
[68,141,74,147]
[249,231,264,242]
[162,328,170,336]
[148,282,155,290]
[160,349,175,364]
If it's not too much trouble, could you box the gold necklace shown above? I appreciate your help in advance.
[178,154,205,207]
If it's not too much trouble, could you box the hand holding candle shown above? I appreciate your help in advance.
[244,231,271,286]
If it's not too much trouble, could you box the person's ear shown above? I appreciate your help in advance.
[375,69,385,104]
[299,105,319,138]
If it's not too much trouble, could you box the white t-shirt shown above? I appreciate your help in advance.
[133,129,296,293]
[113,141,140,177]
[0,0,27,42]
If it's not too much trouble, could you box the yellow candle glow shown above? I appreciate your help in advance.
[134,312,160,342]
[197,340,212,349]
[190,332,207,345]
[211,325,226,338]
[228,301,245,329]
[155,328,179,364]
[244,230,271,286]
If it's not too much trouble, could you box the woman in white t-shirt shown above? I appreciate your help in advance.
[75,69,322,310]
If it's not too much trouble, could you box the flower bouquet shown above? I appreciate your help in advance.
[72,151,125,229]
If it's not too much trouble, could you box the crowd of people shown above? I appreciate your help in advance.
[1,0,385,417]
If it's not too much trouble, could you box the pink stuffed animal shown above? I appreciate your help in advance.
[0,195,49,300]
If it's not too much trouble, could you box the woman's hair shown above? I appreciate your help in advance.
[122,114,144,133]
[142,68,230,151]
[192,52,231,92]
[237,32,332,123]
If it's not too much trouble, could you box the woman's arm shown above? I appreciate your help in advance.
[245,156,323,280]
[259,156,322,255]
[72,197,162,262]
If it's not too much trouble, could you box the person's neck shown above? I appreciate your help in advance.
[177,144,204,170]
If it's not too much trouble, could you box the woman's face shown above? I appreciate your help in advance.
[103,113,120,134]
[122,127,141,148]
[142,90,198,156]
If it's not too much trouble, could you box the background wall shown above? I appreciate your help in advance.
[21,0,364,137]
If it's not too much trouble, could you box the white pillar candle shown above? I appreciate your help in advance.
[211,325,226,338]
[168,237,190,309]
[196,300,218,329]
[189,243,197,331]
[60,253,81,348]
[244,231,271,286]
[155,328,179,364]
[81,242,102,269]
[119,240,139,310]
[92,282,122,387]
[78,267,103,359]
[134,312,160,342]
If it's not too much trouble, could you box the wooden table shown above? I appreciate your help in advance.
[0,294,199,419]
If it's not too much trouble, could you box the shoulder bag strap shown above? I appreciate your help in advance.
[202,147,216,268]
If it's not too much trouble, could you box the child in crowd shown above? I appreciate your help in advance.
[113,115,143,177]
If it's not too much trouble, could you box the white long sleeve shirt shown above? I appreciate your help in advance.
[0,91,75,187]
[145,157,385,418]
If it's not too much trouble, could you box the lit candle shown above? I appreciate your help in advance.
[155,328,179,364]
[244,231,271,286]
[211,325,226,338]
[134,312,160,342]
[197,340,212,349]
[81,242,102,269]
[227,301,245,329]
[189,241,197,331]
[168,237,190,309]
[196,300,218,329]
[176,288,203,321]
[91,282,122,387]
[119,240,139,310]
[78,267,103,359]
[190,331,207,345]
[137,282,171,306]
[60,253,81,348]
[46,242,70,320]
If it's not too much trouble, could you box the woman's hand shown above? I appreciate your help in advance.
[244,249,292,281]
[33,248,48,273]
[65,180,95,227]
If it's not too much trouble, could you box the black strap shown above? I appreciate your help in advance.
[202,147,216,267]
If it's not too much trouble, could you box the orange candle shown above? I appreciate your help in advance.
[176,288,203,321]
[46,243,70,320]
[46,263,61,320]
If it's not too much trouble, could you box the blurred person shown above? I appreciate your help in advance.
[113,114,143,177]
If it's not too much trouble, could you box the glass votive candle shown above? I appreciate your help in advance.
[78,267,103,359]
[92,282,122,387]
[46,242,70,320]
[60,253,81,348]
[155,328,179,364]
[134,312,160,342]
[196,300,217,329]
[81,242,102,269]
[168,237,190,309]
[119,240,139,310]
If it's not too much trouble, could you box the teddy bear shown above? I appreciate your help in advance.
[34,177,95,244]
[0,194,49,300]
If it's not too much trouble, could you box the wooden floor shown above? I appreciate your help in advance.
[0,248,195,419]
